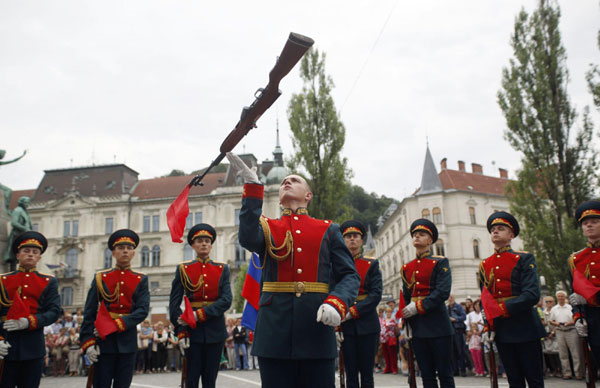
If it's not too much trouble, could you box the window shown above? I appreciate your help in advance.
[184,245,194,261]
[421,209,430,220]
[103,248,112,269]
[150,281,160,292]
[235,209,241,226]
[234,241,246,267]
[63,221,70,237]
[141,246,150,267]
[32,223,39,232]
[143,216,150,233]
[432,207,442,224]
[435,239,445,256]
[195,212,203,224]
[60,287,73,306]
[105,217,114,234]
[469,207,476,224]
[152,215,160,232]
[185,214,193,230]
[65,248,78,277]
[72,220,79,236]
[152,245,160,266]
[473,240,480,259]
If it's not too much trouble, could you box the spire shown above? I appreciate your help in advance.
[273,118,283,166]
[417,144,443,195]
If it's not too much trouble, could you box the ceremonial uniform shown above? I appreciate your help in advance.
[238,183,360,388]
[339,221,382,388]
[401,219,454,388]
[0,232,61,388]
[169,224,232,388]
[80,230,150,388]
[479,212,545,388]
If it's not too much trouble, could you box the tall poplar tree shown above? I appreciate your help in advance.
[497,0,598,290]
[287,48,352,221]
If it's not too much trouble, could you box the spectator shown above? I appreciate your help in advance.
[380,307,398,374]
[49,318,63,335]
[542,296,561,377]
[247,330,258,370]
[138,319,153,373]
[51,327,69,376]
[447,294,468,377]
[464,298,474,313]
[232,318,249,371]
[225,318,236,370]
[63,314,76,330]
[67,327,80,376]
[468,323,485,376]
[549,290,583,380]
[466,299,484,333]
[152,322,168,372]
[167,325,181,372]
[386,300,398,318]
[375,307,385,373]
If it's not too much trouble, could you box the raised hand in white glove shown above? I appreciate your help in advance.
[316,303,341,327]
[569,293,587,306]
[336,331,344,345]
[178,337,190,356]
[86,346,100,363]
[226,152,260,184]
[575,319,588,337]
[402,302,418,319]
[4,317,29,332]
[177,311,198,327]
[0,340,11,359]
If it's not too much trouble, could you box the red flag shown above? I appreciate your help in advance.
[481,287,504,326]
[180,295,197,329]
[573,270,600,304]
[167,185,190,243]
[95,302,118,340]
[7,291,29,320]
[395,290,406,320]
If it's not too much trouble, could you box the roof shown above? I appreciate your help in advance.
[8,189,36,210]
[133,172,226,200]
[417,145,443,195]
[438,169,509,196]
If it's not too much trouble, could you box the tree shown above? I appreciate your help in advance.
[232,263,248,313]
[497,0,598,290]
[345,185,396,235]
[287,48,353,222]
[587,18,600,108]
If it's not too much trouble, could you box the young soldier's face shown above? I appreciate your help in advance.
[113,244,136,267]
[582,218,600,242]
[16,247,42,270]
[192,237,212,258]
[412,231,432,249]
[343,233,363,252]
[279,175,312,207]
[490,225,514,246]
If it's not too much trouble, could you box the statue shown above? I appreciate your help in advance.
[0,149,27,214]
[4,196,32,266]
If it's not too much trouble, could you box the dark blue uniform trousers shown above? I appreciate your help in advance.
[258,357,335,388]
[94,352,136,388]
[496,340,544,388]
[341,333,378,388]
[412,336,455,388]
[186,341,224,388]
[0,358,43,388]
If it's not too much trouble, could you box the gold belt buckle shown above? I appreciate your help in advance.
[294,281,305,297]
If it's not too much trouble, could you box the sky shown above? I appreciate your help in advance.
[1,1,599,201]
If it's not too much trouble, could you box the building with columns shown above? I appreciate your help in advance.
[375,146,522,301]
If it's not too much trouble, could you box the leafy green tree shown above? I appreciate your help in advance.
[287,48,352,222]
[345,185,396,235]
[497,0,598,290]
[232,263,248,313]
[587,19,600,108]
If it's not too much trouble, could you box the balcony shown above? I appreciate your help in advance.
[53,268,82,279]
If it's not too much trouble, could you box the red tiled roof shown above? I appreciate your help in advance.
[8,190,36,210]
[133,172,226,200]
[438,169,510,196]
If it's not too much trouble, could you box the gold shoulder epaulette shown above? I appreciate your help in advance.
[37,272,55,278]
[431,255,444,259]
[567,254,576,272]
[514,250,529,254]
[130,269,147,276]
[211,261,227,266]
[362,256,377,261]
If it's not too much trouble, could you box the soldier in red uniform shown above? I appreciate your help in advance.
[479,212,545,388]
[0,231,61,388]
[80,229,150,388]
[169,223,232,388]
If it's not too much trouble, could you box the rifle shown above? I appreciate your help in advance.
[86,363,95,388]
[188,32,314,188]
[581,337,596,388]
[487,330,498,388]
[0,359,4,383]
[339,347,346,388]
[181,355,188,388]
[405,322,417,388]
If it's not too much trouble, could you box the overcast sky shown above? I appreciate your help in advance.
[1,1,598,201]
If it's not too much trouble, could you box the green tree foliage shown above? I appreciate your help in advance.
[232,263,248,313]
[287,48,352,222]
[587,22,600,108]
[497,0,598,290]
[345,185,396,235]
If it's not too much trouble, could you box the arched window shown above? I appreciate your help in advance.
[435,239,445,256]
[152,245,161,267]
[421,209,431,220]
[473,239,480,259]
[432,207,442,224]
[184,245,194,261]
[103,248,112,269]
[61,287,73,306]
[235,241,246,268]
[469,207,476,224]
[65,248,78,278]
[141,246,150,267]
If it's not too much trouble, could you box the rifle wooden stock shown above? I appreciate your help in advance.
[181,355,188,388]
[581,337,596,388]
[188,32,314,187]
[339,347,346,388]
[0,359,4,383]
[406,339,417,388]
[488,345,498,388]
[86,364,95,388]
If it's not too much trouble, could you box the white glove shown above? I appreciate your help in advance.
[336,331,344,345]
[177,310,198,327]
[482,331,495,344]
[178,337,190,356]
[86,346,100,363]
[4,317,29,332]
[575,319,588,337]
[93,328,100,337]
[0,340,11,359]
[226,152,260,184]
[402,302,418,319]
[342,311,352,322]
[316,303,341,327]
[569,293,587,306]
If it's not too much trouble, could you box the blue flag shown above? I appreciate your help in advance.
[241,253,261,331]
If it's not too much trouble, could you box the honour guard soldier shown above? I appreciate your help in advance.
[400,219,455,388]
[227,153,360,388]
[169,223,232,388]
[569,200,600,364]
[0,231,61,388]
[479,212,546,388]
[80,229,150,388]
[339,220,382,388]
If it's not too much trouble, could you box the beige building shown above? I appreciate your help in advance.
[375,146,523,302]
[5,134,288,322]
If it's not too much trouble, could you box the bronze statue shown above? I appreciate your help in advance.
[0,149,27,214]
[4,196,32,265]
